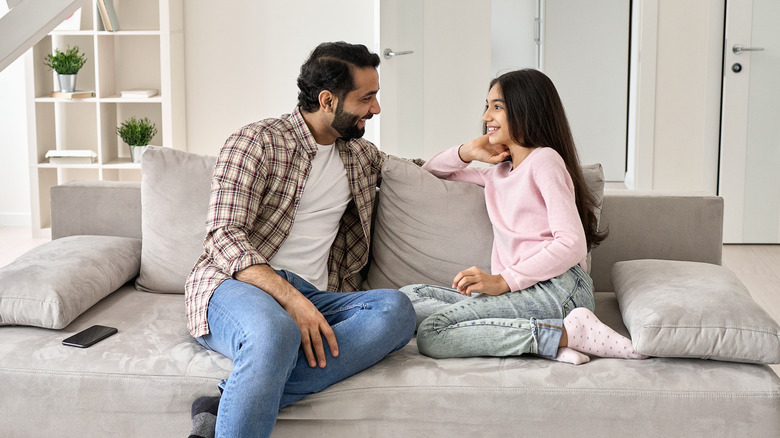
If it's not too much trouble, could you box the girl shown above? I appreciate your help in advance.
[400,69,647,365]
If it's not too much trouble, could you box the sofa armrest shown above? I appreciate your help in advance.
[50,180,142,240]
[589,190,723,292]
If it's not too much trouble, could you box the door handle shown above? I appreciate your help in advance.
[733,44,765,54]
[384,48,414,59]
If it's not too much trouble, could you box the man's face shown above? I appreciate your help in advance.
[331,67,380,140]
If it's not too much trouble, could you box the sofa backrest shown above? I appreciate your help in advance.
[51,180,142,240]
[50,150,723,293]
[589,190,723,291]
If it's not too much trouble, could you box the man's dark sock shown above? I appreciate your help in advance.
[188,395,220,438]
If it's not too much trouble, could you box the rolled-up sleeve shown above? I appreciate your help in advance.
[203,129,270,277]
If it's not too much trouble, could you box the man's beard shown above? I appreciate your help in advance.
[331,100,367,140]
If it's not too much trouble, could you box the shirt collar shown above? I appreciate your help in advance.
[291,106,319,156]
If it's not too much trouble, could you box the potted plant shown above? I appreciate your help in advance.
[116,117,158,163]
[44,46,87,92]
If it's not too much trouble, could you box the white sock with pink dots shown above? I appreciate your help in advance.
[563,308,649,360]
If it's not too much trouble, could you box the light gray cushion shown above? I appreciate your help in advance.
[0,235,141,329]
[136,146,216,294]
[364,156,604,290]
[612,259,780,364]
[364,156,493,290]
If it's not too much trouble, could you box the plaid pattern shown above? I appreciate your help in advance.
[185,107,386,337]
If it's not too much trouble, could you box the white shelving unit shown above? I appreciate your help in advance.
[25,0,185,238]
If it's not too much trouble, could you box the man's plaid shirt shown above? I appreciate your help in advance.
[185,107,386,338]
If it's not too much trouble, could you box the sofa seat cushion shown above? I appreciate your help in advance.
[2,289,778,437]
[0,235,141,329]
[273,292,780,437]
[612,259,780,364]
[0,284,230,436]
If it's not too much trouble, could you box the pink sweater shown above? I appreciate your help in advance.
[422,145,587,292]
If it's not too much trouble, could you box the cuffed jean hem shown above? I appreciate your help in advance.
[533,318,564,358]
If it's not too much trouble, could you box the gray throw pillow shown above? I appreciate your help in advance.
[136,146,216,294]
[0,235,141,329]
[364,156,604,290]
[612,259,780,364]
[364,156,493,290]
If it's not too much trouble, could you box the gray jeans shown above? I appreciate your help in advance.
[400,265,595,359]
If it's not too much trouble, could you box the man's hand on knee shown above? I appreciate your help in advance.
[235,264,339,367]
[285,296,339,368]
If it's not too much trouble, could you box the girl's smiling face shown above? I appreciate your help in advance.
[482,83,521,148]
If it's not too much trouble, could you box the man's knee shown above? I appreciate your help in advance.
[233,311,301,365]
[371,289,416,346]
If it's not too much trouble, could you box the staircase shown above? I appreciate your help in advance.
[0,0,82,72]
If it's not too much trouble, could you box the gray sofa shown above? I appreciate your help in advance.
[1,147,779,437]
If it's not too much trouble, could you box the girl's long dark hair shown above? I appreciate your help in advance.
[489,69,607,250]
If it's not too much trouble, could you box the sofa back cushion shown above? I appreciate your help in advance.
[364,156,604,290]
[136,147,216,294]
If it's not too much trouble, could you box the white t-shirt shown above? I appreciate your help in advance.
[269,143,351,290]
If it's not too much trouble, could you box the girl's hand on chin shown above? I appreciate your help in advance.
[459,135,510,164]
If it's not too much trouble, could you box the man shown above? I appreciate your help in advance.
[185,42,416,437]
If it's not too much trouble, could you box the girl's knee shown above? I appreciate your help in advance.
[399,284,425,295]
[415,322,446,359]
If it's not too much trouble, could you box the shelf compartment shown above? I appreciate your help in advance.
[49,34,96,93]
[106,0,161,31]
[99,102,162,163]
[102,168,142,182]
[54,102,98,152]
[96,34,161,98]
[58,168,100,185]
[102,158,141,168]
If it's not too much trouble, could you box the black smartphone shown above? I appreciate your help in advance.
[62,325,118,348]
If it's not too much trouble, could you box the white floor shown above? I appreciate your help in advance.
[1,226,778,375]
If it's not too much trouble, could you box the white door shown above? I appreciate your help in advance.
[720,0,780,243]
[376,0,424,160]
[378,0,493,161]
[379,0,630,182]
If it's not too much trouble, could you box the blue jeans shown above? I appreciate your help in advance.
[196,271,415,438]
[400,265,595,359]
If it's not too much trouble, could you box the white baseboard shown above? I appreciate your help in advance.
[0,213,31,227]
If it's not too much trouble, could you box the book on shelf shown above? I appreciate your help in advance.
[96,0,120,31]
[120,89,159,98]
[50,90,95,99]
[45,150,97,164]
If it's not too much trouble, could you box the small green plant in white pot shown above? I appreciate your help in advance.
[44,46,87,92]
[116,117,158,163]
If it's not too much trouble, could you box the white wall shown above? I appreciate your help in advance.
[421,0,491,158]
[0,1,730,224]
[0,2,31,227]
[183,0,726,191]
[182,0,377,156]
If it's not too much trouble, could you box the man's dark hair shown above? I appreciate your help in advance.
[297,42,380,113]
